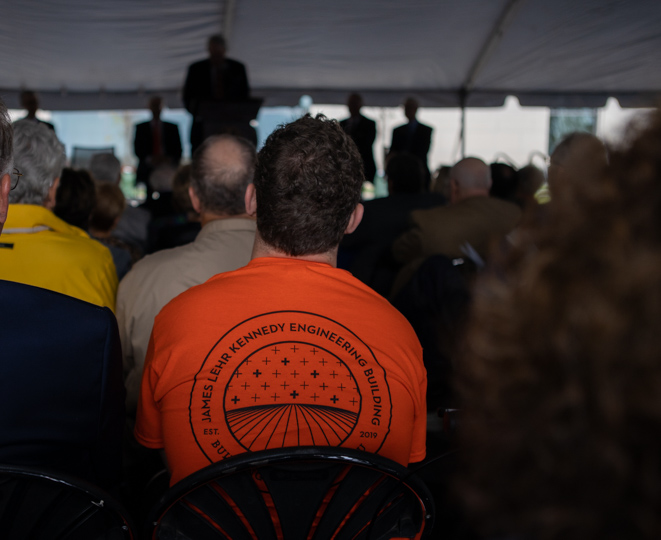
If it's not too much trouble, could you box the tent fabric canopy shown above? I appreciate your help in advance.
[1,0,660,111]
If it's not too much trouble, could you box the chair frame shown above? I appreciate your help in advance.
[147,446,435,540]
[0,463,136,539]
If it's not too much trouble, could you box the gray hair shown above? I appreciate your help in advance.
[89,153,121,183]
[11,120,65,205]
[0,98,13,177]
[190,135,255,216]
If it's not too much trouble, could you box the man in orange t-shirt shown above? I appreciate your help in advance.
[135,114,427,485]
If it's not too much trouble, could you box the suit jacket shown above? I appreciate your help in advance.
[183,57,250,152]
[390,121,433,166]
[340,114,377,182]
[0,280,125,491]
[134,120,182,183]
[183,57,250,115]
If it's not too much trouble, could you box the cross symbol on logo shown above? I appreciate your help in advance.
[252,394,260,402]
[290,390,299,399]
[291,345,299,353]
[330,395,339,404]
[253,369,262,378]
[262,357,271,365]
[272,369,281,378]
[300,381,309,389]
[272,346,280,354]
[310,370,319,378]
[291,370,299,378]
[319,358,327,366]
[261,382,270,390]
[320,382,328,391]
[281,358,290,366]
[241,382,250,390]
[231,396,240,404]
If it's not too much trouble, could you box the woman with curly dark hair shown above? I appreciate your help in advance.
[456,109,661,540]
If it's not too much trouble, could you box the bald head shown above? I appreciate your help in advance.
[190,135,256,218]
[450,157,492,204]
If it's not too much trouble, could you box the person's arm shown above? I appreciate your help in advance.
[92,309,126,492]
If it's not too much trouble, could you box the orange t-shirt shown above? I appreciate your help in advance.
[135,257,426,485]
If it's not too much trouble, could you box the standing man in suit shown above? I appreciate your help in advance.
[389,97,433,182]
[134,96,182,196]
[17,90,55,132]
[340,93,377,182]
[183,34,250,155]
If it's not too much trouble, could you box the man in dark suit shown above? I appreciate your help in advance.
[134,96,182,194]
[183,34,250,154]
[18,90,55,132]
[0,98,125,492]
[389,97,433,178]
[340,93,377,182]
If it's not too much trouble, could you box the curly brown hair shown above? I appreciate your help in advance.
[254,114,364,256]
[456,109,661,540]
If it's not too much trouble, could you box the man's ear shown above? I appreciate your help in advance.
[188,185,202,214]
[245,183,257,217]
[345,203,364,234]
[44,176,60,210]
[0,173,11,233]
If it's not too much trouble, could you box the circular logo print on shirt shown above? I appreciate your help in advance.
[189,311,392,464]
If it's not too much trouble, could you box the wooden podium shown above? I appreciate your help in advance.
[197,99,263,146]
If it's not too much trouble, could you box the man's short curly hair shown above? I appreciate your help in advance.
[456,108,661,540]
[254,114,364,256]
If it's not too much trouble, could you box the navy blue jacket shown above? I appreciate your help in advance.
[0,280,125,490]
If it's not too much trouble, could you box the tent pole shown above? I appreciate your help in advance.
[460,89,467,159]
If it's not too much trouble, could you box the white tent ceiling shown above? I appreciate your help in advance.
[1,0,660,111]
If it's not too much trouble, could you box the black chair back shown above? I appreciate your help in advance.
[147,447,434,540]
[0,464,135,540]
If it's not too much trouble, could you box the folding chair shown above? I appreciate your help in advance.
[0,464,136,539]
[147,446,435,540]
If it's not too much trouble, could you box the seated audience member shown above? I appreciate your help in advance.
[392,157,521,294]
[89,182,134,281]
[457,111,661,540]
[118,135,257,414]
[514,163,545,209]
[0,120,117,309]
[90,152,150,254]
[0,98,125,492]
[54,167,97,230]
[430,165,452,199]
[547,131,608,204]
[340,152,444,296]
[135,115,427,485]
[489,161,518,203]
[148,164,201,252]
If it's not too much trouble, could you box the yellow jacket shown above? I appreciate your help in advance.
[0,205,118,310]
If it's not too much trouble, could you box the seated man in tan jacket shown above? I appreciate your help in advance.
[392,157,521,292]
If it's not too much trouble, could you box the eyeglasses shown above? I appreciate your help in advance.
[11,168,22,190]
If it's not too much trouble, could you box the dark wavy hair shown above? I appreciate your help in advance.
[456,109,661,540]
[254,114,364,256]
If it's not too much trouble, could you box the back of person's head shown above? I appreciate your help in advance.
[54,168,96,230]
[489,162,518,202]
[20,90,38,115]
[149,164,177,194]
[11,119,65,205]
[385,153,426,194]
[431,165,452,199]
[254,114,364,256]
[190,134,255,216]
[456,109,661,540]
[0,99,12,178]
[89,153,121,183]
[172,164,195,215]
[515,164,545,206]
[89,182,125,233]
[549,132,608,202]
[450,157,491,203]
